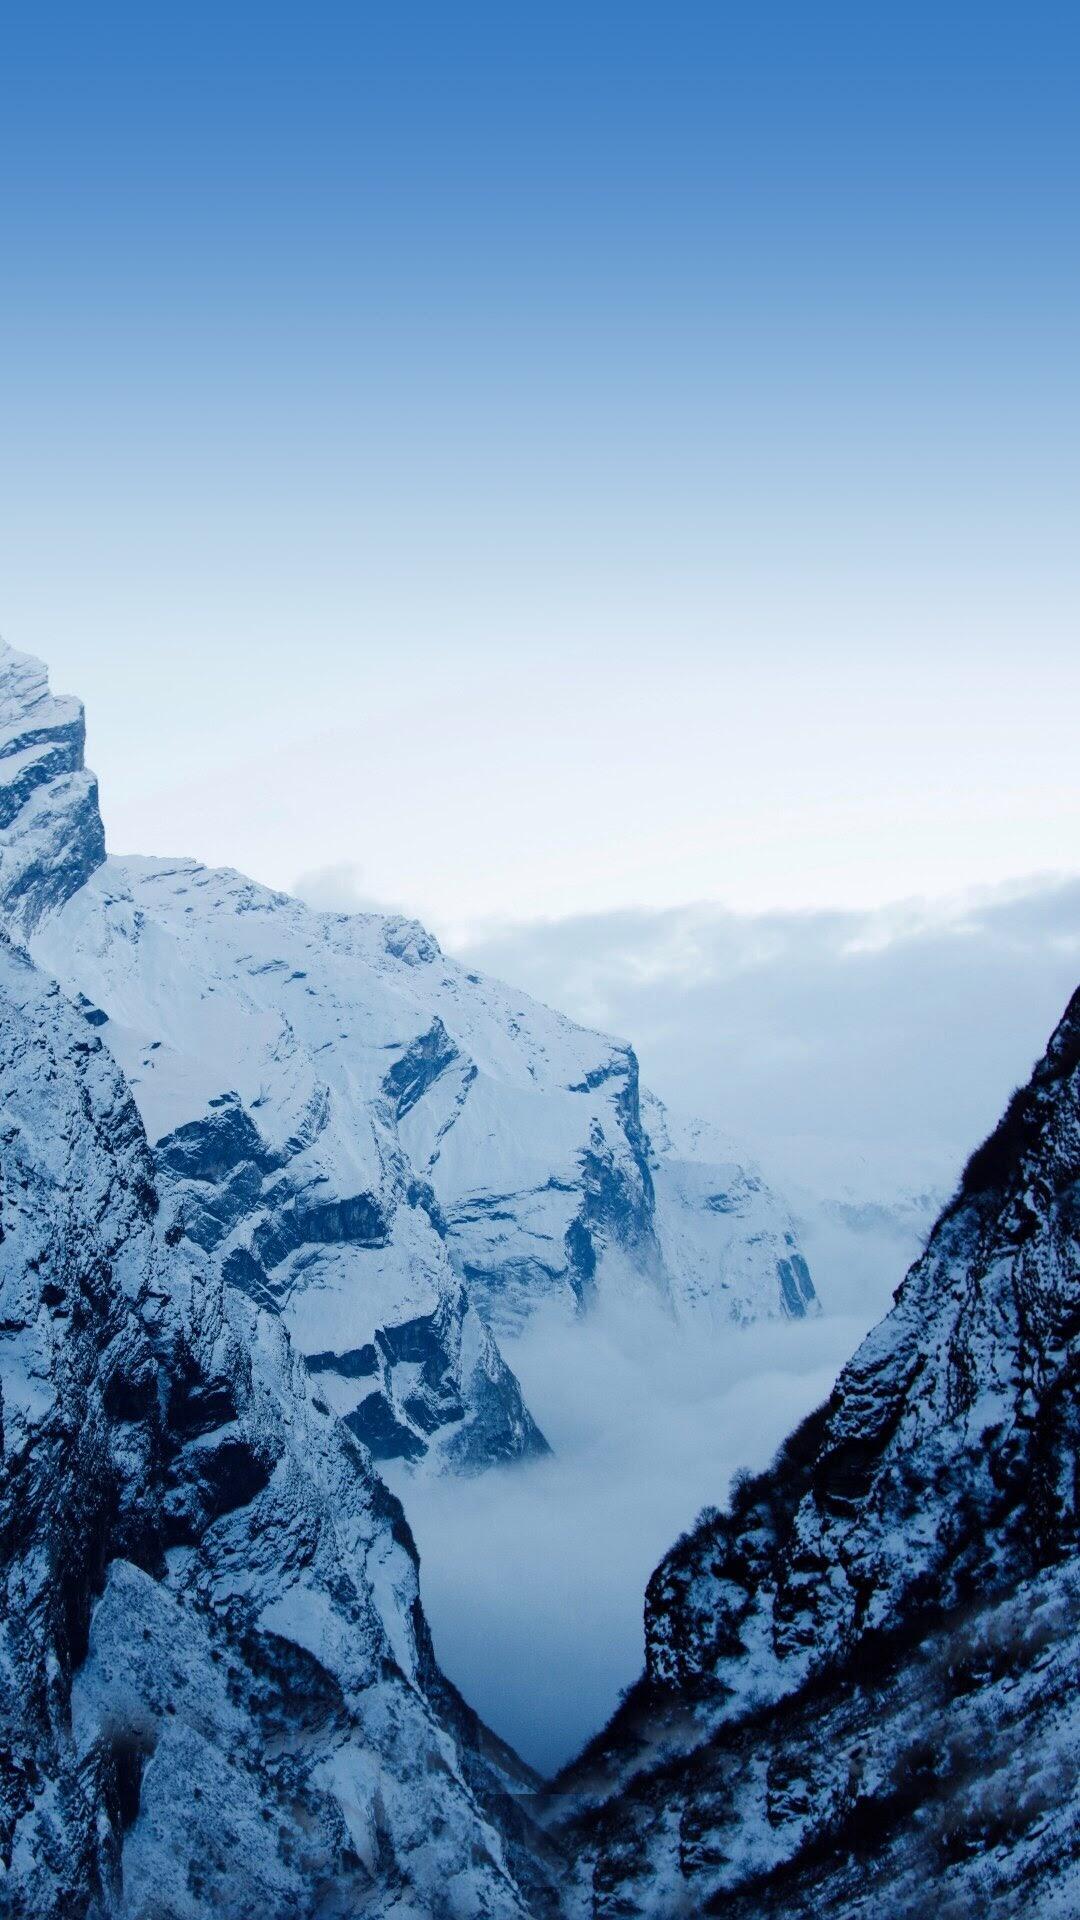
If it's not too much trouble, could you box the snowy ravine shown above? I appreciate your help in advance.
[547,983,1080,1918]
[3,642,816,1479]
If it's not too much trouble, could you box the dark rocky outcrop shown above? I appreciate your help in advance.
[551,986,1080,1919]
[0,647,105,929]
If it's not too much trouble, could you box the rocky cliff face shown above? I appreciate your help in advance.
[1,643,815,1479]
[0,646,105,931]
[551,985,1080,1918]
[0,934,553,1919]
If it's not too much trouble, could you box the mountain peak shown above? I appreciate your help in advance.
[0,640,106,931]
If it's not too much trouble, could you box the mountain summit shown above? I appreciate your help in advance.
[0,642,105,929]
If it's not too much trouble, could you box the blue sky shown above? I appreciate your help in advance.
[2,2,1077,924]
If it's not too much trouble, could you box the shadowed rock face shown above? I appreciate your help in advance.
[0,939,550,1919]
[383,1015,462,1121]
[149,1089,549,1475]
[551,985,1080,1920]
[0,643,105,929]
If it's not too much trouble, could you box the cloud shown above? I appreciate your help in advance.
[449,875,1080,1202]
[291,860,401,915]
[396,1297,873,1776]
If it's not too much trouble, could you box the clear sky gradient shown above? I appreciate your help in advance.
[2,3,1077,930]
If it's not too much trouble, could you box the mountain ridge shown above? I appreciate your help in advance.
[547,982,1080,1917]
[2,640,818,1481]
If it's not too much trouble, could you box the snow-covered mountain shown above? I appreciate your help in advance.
[0,933,560,1919]
[5,636,1080,1919]
[3,642,816,1476]
[548,983,1080,1918]
[642,1094,816,1325]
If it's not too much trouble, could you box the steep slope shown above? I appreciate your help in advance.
[0,642,816,1479]
[30,852,552,1476]
[551,985,1080,1918]
[0,933,552,1919]
[642,1094,817,1326]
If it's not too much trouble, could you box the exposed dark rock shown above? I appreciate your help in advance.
[345,1392,428,1463]
[0,647,106,930]
[383,1015,460,1120]
[304,1343,379,1379]
[156,1094,280,1186]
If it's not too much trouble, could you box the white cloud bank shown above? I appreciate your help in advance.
[452,874,1080,1207]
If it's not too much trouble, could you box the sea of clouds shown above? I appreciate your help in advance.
[389,1298,877,1774]
[307,869,1080,1774]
